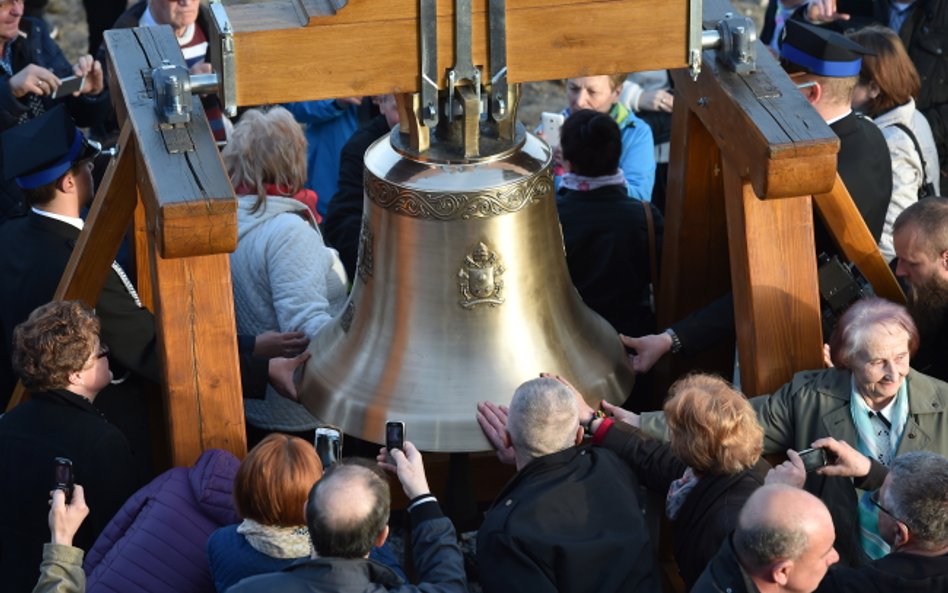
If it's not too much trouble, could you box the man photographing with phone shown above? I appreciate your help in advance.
[767,438,948,593]
[0,0,108,220]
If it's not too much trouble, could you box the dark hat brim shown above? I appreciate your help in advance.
[14,129,99,190]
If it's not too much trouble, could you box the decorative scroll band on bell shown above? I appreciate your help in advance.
[356,221,374,284]
[364,168,553,221]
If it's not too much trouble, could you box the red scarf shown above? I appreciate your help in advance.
[234,183,321,224]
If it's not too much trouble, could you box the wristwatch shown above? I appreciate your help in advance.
[664,328,683,354]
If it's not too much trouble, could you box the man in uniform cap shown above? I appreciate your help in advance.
[0,105,159,468]
[780,19,893,246]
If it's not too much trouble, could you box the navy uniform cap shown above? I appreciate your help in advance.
[1,105,100,189]
[780,20,873,77]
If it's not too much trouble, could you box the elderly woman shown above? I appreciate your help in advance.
[582,374,767,589]
[207,433,402,591]
[847,26,941,261]
[223,106,348,432]
[551,74,655,200]
[629,297,948,567]
[0,301,140,593]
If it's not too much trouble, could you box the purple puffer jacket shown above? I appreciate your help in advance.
[83,449,241,593]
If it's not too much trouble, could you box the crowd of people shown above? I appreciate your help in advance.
[0,0,947,592]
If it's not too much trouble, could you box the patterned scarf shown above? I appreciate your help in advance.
[666,467,699,520]
[560,169,627,192]
[237,519,312,559]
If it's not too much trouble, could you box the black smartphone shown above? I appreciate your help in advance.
[386,421,405,453]
[50,75,84,100]
[798,447,828,473]
[52,457,74,503]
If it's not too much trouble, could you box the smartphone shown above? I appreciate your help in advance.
[798,447,828,473]
[52,457,74,503]
[50,75,85,100]
[386,421,405,453]
[314,425,343,469]
[541,111,565,148]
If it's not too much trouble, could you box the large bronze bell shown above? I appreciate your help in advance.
[298,87,634,451]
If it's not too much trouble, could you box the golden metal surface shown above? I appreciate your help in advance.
[298,131,634,451]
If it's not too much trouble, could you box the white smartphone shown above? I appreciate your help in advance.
[541,111,565,148]
[51,75,85,99]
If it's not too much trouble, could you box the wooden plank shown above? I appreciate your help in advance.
[670,47,839,200]
[722,159,824,396]
[813,175,905,304]
[223,0,688,105]
[133,191,155,311]
[104,26,237,259]
[149,250,247,465]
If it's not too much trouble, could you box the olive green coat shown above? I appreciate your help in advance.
[640,368,948,566]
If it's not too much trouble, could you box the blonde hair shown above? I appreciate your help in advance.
[222,106,308,213]
[665,374,763,474]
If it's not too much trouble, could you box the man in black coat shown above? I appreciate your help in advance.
[0,301,140,593]
[800,0,948,190]
[692,484,840,593]
[475,377,661,593]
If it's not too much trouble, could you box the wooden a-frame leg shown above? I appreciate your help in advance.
[149,247,246,465]
[723,158,824,396]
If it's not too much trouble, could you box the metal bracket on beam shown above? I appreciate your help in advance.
[701,13,758,75]
[419,0,439,127]
[446,0,481,123]
[488,0,509,122]
[688,0,703,80]
[208,0,237,117]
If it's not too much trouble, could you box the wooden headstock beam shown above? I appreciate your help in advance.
[219,0,690,106]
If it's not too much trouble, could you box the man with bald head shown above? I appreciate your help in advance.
[476,376,661,593]
[228,443,466,593]
[693,484,840,593]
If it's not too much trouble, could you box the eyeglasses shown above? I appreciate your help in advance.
[0,0,24,8]
[96,342,110,359]
[869,489,904,526]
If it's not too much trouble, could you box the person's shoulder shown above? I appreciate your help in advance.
[113,1,148,30]
[227,570,299,593]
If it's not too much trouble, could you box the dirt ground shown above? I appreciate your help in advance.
[48,0,766,128]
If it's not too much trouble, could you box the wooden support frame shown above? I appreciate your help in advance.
[217,0,690,106]
[657,0,902,396]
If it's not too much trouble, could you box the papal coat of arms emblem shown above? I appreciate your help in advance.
[458,242,505,309]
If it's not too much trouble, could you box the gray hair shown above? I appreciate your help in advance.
[887,451,948,550]
[506,377,579,461]
[734,525,809,571]
[893,197,948,259]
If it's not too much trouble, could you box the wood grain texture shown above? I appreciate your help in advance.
[105,26,237,259]
[149,250,247,465]
[222,0,688,105]
[723,160,824,396]
[813,175,905,304]
[671,48,839,200]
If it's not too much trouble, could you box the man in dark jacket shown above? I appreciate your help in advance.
[892,197,948,382]
[814,451,948,593]
[475,377,661,593]
[692,484,840,593]
[0,0,107,220]
[228,449,467,593]
[801,0,948,190]
[767,439,948,593]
